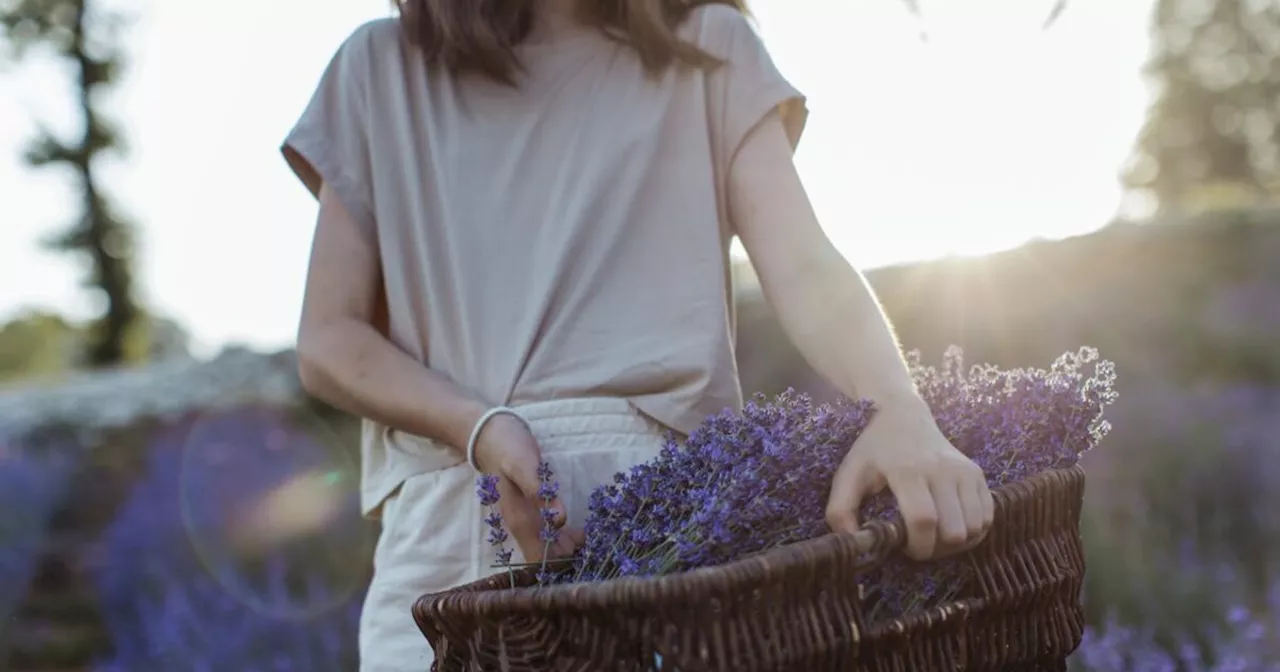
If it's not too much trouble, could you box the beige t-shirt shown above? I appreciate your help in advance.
[282,5,807,516]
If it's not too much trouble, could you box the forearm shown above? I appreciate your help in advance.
[296,319,487,450]
[765,251,928,415]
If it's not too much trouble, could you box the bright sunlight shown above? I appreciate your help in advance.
[0,0,1152,351]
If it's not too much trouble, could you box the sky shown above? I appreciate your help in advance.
[0,0,1155,356]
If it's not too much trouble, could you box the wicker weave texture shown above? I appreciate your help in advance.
[413,465,1086,672]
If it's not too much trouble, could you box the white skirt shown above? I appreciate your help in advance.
[357,397,668,672]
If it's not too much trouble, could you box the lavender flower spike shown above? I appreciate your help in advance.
[535,460,562,585]
[476,474,513,566]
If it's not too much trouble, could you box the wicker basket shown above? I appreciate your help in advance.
[413,465,1086,672]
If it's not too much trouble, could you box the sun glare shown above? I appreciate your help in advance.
[0,0,1150,350]
[767,0,1142,272]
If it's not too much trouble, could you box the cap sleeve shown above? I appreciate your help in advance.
[704,8,808,168]
[281,26,376,238]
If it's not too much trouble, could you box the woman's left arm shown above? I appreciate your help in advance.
[728,112,994,561]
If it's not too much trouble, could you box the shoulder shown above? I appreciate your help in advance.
[332,17,406,67]
[679,2,758,51]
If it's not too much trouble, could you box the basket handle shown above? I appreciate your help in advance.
[847,516,909,566]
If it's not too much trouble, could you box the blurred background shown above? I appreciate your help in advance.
[1,0,1277,669]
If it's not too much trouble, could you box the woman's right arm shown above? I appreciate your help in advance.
[295,183,487,451]
[296,184,575,557]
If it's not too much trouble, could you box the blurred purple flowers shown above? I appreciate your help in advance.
[1073,571,1280,671]
[478,347,1118,621]
[0,445,72,624]
[92,410,369,671]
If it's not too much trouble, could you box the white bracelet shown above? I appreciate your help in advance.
[465,406,526,472]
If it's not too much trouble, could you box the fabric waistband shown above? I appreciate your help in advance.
[383,397,664,466]
[372,397,666,516]
[511,397,666,449]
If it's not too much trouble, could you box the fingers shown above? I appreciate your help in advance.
[960,477,988,537]
[489,425,571,560]
[957,475,996,553]
[549,526,584,559]
[930,479,968,550]
[825,454,871,535]
[500,440,547,505]
[497,466,580,565]
[888,472,938,561]
[508,510,579,564]
[497,477,545,561]
[978,477,995,530]
[825,448,996,564]
[541,497,568,531]
[929,464,993,557]
[560,525,585,549]
[503,501,574,563]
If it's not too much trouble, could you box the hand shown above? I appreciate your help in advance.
[472,414,582,562]
[825,403,994,561]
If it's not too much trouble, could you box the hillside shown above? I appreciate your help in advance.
[736,209,1280,398]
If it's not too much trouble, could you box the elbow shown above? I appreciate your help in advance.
[296,357,326,400]
[295,323,336,400]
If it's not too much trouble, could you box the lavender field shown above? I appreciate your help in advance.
[1,382,1277,669]
[2,218,1278,670]
[4,0,1278,664]
[89,410,367,670]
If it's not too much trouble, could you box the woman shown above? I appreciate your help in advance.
[282,1,993,669]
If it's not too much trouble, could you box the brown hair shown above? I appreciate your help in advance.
[394,0,748,86]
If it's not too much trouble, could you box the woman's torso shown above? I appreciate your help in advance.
[315,6,804,515]
[361,13,747,431]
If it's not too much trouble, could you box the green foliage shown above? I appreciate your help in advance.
[0,311,77,384]
[0,309,191,385]
[1,0,140,368]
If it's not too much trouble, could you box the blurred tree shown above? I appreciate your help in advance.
[1125,0,1280,215]
[1,0,142,368]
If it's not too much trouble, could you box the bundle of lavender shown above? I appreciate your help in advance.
[476,347,1116,621]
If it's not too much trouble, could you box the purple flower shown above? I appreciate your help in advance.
[476,474,513,567]
[476,461,563,582]
[472,348,1119,621]
[535,460,562,582]
[477,474,501,507]
[568,393,875,582]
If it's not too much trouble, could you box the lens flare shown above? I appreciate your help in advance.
[178,406,370,621]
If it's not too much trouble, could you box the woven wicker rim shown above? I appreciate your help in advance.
[415,465,1082,620]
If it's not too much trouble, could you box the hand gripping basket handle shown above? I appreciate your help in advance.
[844,515,911,567]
